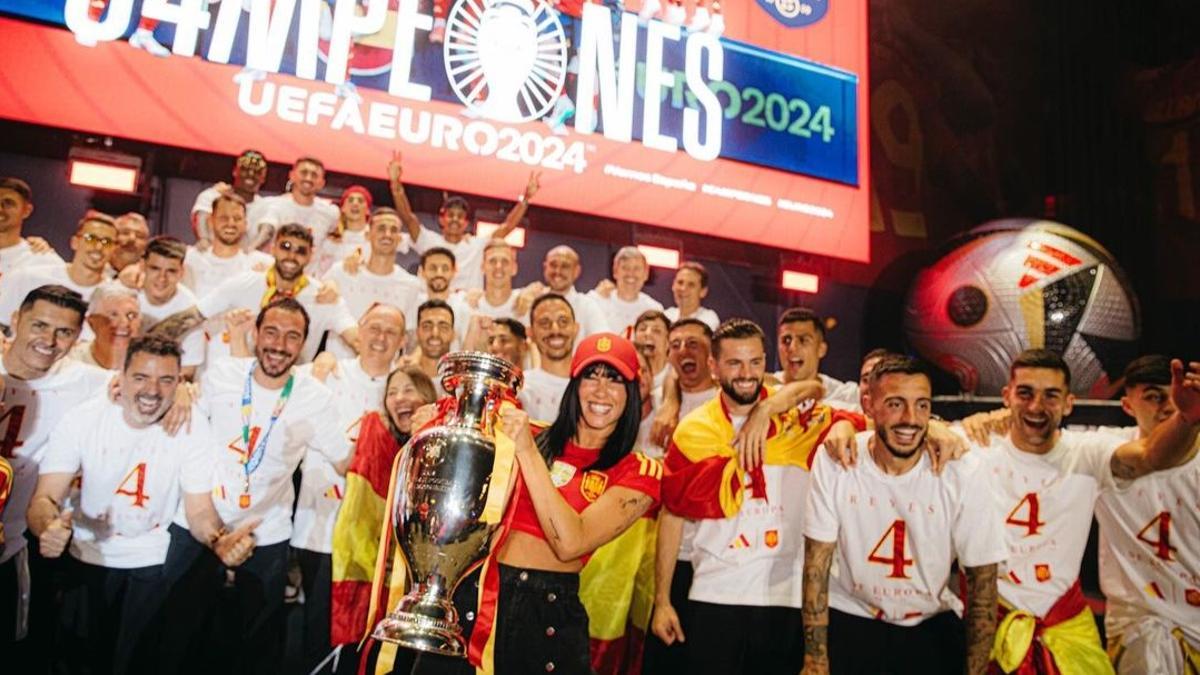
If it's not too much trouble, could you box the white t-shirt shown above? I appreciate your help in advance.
[139,287,205,368]
[0,357,112,562]
[190,186,273,236]
[187,357,351,546]
[412,225,488,292]
[664,306,720,331]
[257,194,341,272]
[182,247,274,299]
[0,240,64,283]
[805,438,1008,624]
[586,290,663,337]
[687,414,810,608]
[560,287,611,339]
[520,368,570,423]
[1096,435,1200,644]
[473,289,527,323]
[290,359,388,553]
[196,270,357,363]
[321,260,423,358]
[978,430,1123,617]
[0,264,102,328]
[40,398,212,568]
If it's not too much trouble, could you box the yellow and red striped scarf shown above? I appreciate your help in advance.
[259,266,309,307]
[0,456,11,544]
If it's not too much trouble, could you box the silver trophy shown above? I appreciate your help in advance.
[372,352,523,657]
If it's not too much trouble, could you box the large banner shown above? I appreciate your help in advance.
[0,0,869,260]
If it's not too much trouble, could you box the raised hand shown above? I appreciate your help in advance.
[387,150,404,185]
[1171,359,1200,424]
[524,170,542,201]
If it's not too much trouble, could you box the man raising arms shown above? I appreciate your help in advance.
[388,152,538,291]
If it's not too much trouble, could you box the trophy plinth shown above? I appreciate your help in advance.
[372,352,523,658]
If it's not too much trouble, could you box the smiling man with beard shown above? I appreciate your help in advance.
[520,293,580,422]
[655,319,864,675]
[156,297,353,674]
[190,150,273,251]
[968,349,1200,674]
[148,223,359,364]
[183,194,274,298]
[802,355,1005,675]
[26,336,248,675]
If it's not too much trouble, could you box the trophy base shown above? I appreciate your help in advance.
[372,608,466,658]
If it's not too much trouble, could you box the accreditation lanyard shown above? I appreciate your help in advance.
[239,362,295,508]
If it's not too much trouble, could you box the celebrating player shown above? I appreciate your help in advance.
[26,336,249,674]
[802,355,1005,674]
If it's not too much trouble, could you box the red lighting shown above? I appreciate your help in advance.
[476,222,526,247]
[68,159,139,193]
[637,245,680,269]
[782,270,820,293]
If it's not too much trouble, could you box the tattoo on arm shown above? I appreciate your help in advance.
[147,307,205,340]
[1111,454,1139,480]
[802,537,836,664]
[964,563,998,675]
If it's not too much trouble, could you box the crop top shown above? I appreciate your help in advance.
[506,441,662,562]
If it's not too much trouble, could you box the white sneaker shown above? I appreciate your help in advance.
[706,12,725,36]
[688,6,710,31]
[664,2,686,25]
[129,28,170,57]
[429,17,446,43]
[638,0,661,22]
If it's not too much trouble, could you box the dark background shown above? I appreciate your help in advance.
[2,0,1198,387]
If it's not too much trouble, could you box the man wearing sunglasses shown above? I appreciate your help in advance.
[145,223,358,364]
[0,212,118,334]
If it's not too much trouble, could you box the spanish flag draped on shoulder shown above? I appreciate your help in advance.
[663,387,865,519]
[330,411,402,648]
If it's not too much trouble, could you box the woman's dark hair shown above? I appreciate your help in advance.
[535,362,641,471]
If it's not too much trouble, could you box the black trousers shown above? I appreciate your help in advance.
[0,535,66,675]
[295,547,334,674]
[156,523,290,675]
[641,560,693,675]
[828,608,964,675]
[685,601,805,675]
[54,556,165,675]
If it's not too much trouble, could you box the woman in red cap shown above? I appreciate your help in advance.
[383,332,660,675]
[479,331,661,673]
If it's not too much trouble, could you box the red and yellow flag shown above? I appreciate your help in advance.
[0,456,12,544]
[663,389,863,519]
[330,412,402,647]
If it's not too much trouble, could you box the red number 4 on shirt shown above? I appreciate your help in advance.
[115,463,149,507]
[868,519,914,579]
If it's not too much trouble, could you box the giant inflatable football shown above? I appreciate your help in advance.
[904,219,1141,397]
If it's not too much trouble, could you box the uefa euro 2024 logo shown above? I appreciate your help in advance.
[442,0,569,124]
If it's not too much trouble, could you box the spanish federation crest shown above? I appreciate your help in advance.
[755,0,828,28]
[579,471,609,502]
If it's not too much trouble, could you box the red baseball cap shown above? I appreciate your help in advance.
[570,333,639,382]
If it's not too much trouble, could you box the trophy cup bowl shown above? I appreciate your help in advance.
[372,352,523,657]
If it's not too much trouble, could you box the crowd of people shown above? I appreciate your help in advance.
[0,150,1196,675]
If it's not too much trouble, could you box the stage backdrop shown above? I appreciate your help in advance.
[0,0,869,261]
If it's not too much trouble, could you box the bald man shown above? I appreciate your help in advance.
[293,302,407,672]
[531,245,609,339]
